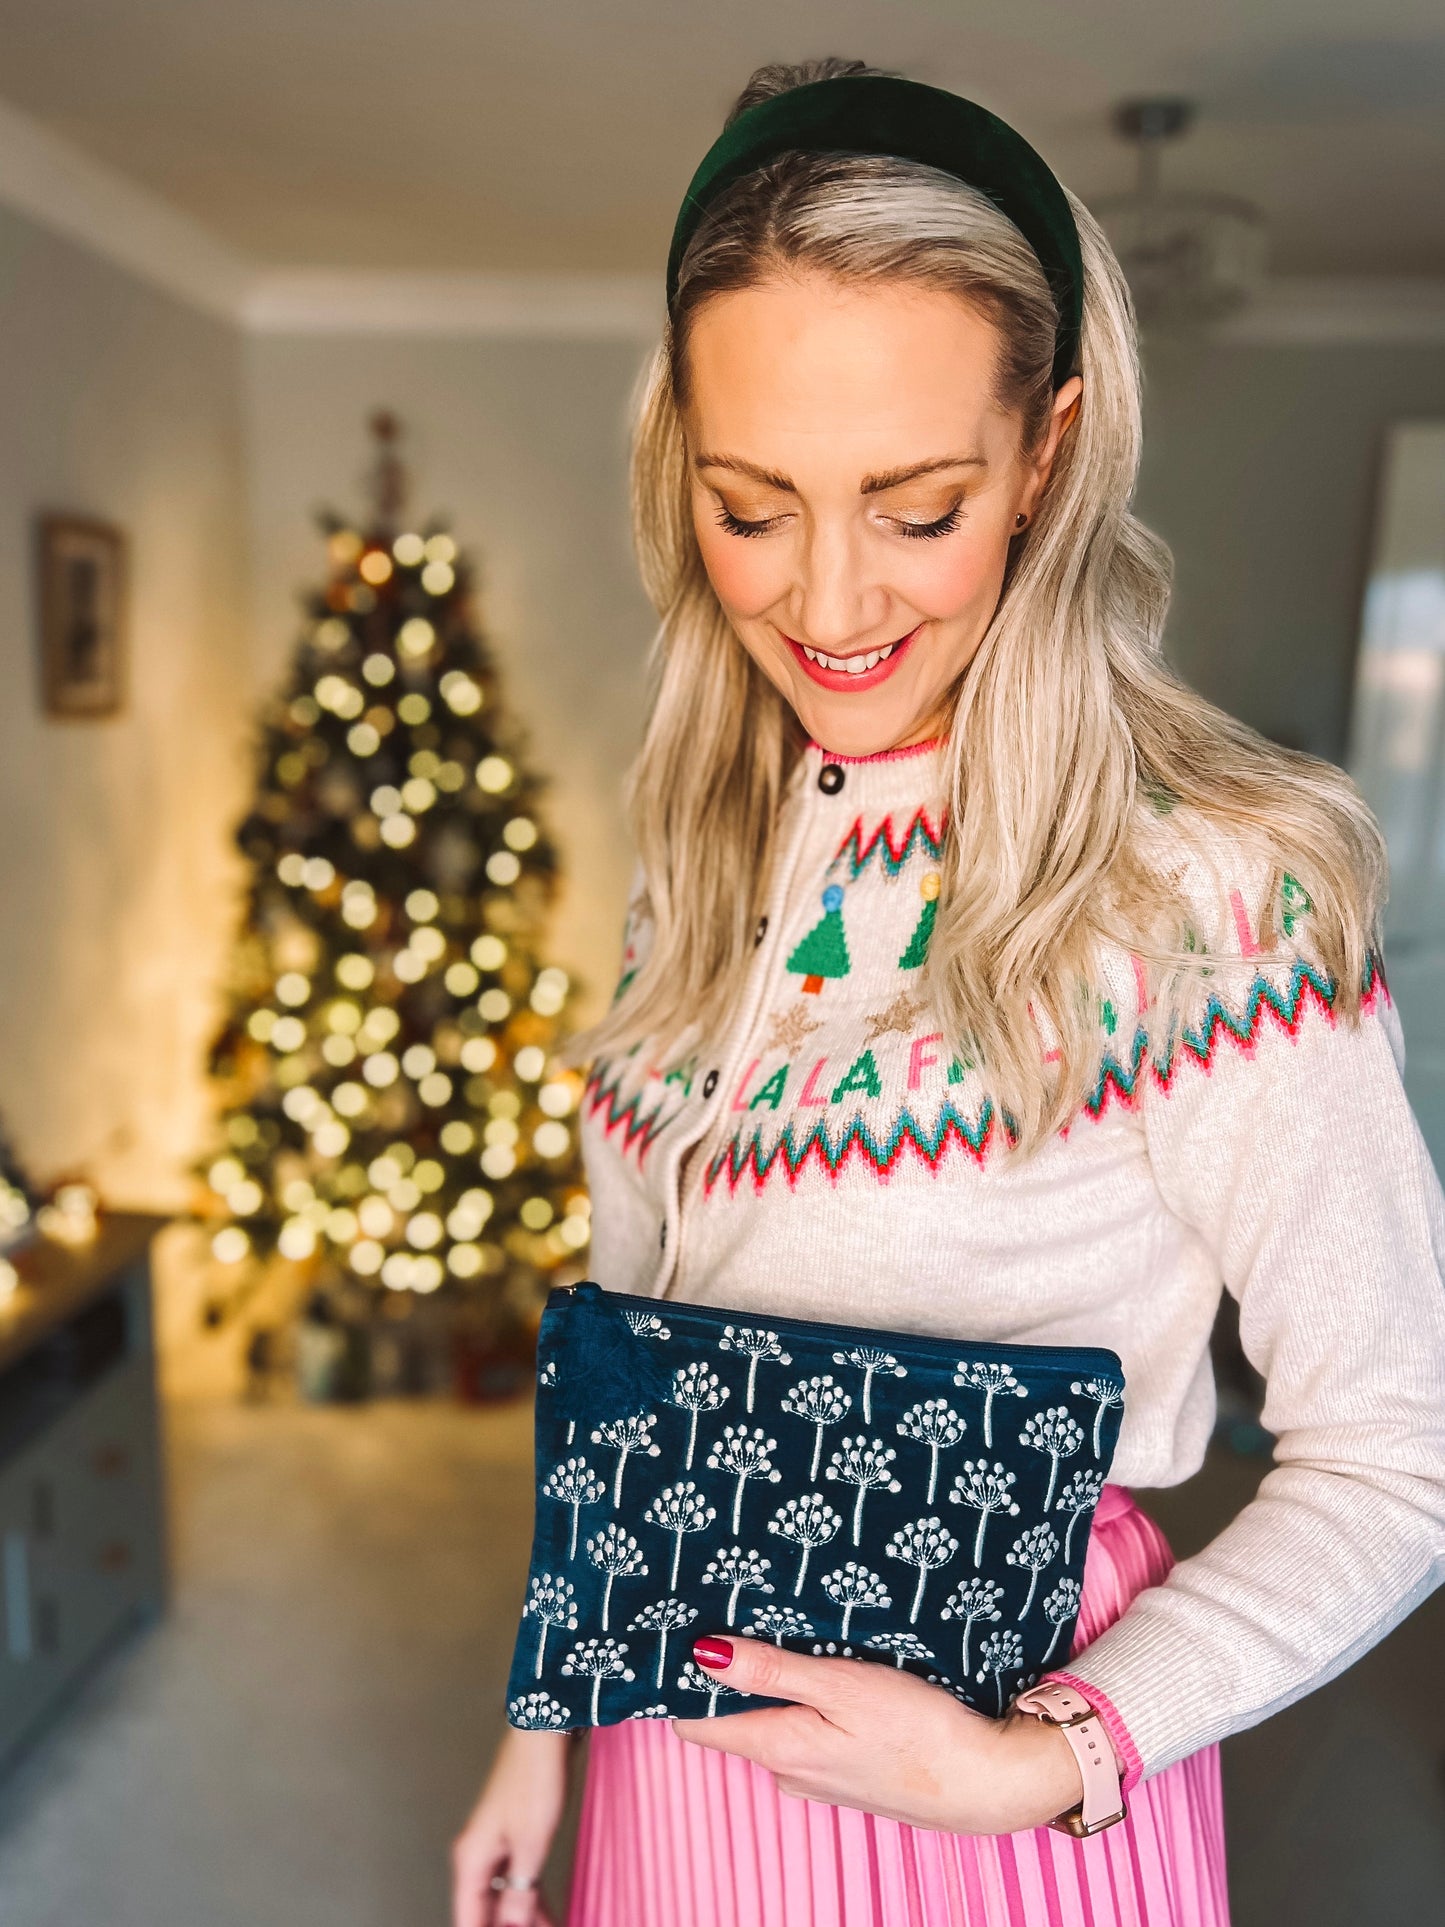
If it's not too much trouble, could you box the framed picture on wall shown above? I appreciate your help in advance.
[36,513,127,719]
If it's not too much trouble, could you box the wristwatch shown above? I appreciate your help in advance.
[1012,1679,1127,1836]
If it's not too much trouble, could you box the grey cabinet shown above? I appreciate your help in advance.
[0,1216,167,1775]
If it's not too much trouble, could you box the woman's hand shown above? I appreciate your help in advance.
[451,1727,571,1927]
[673,1637,1085,1835]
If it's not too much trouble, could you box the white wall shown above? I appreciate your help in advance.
[0,202,251,1206]
[242,333,655,1023]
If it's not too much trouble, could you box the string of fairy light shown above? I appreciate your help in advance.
[206,506,590,1298]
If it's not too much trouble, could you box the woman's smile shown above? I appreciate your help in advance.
[783,624,921,692]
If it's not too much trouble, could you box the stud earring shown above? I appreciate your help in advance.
[1015,512,1028,529]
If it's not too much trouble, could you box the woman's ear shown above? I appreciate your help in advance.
[1020,375,1083,518]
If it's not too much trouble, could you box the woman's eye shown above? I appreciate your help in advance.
[714,506,780,539]
[893,503,964,541]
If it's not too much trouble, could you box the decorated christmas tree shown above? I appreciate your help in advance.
[788,884,851,994]
[201,416,589,1335]
[898,871,941,969]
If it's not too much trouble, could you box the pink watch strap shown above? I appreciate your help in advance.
[1041,1669,1144,1796]
[1013,1679,1126,1833]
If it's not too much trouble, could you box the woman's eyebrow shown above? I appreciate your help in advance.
[693,451,988,494]
[860,453,988,493]
[694,453,797,491]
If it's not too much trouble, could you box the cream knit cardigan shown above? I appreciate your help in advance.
[580,738,1445,1779]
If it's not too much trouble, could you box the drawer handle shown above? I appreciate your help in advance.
[92,1444,129,1478]
[98,1540,133,1573]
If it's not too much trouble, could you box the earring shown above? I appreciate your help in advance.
[1015,512,1028,529]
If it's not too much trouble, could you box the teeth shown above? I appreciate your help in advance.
[800,641,897,674]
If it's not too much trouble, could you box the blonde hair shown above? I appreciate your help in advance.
[582,59,1386,1151]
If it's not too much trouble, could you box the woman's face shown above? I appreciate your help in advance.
[683,273,1082,756]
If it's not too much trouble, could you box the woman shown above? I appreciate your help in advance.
[454,59,1445,1927]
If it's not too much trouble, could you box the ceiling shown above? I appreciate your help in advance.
[0,0,1441,277]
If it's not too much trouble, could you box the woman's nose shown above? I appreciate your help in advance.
[792,522,884,652]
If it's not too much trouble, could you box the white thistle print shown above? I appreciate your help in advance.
[895,1399,968,1504]
[947,1459,1022,1566]
[1055,1467,1105,1560]
[645,1480,717,1589]
[1004,1521,1059,1619]
[508,1690,571,1730]
[561,1636,635,1723]
[701,1544,775,1623]
[747,1602,814,1646]
[590,1413,661,1507]
[585,1521,648,1632]
[718,1326,793,1413]
[1020,1406,1085,1509]
[668,1362,730,1470]
[940,1575,1004,1675]
[823,1434,902,1545]
[676,1657,740,1717]
[781,1375,853,1480]
[523,1573,578,1680]
[951,1360,1028,1448]
[864,1629,935,1669]
[705,1424,783,1533]
[627,1597,697,1689]
[885,1516,959,1622]
[629,1703,670,1719]
[1041,1577,1083,1665]
[820,1562,891,1639]
[542,1456,606,1558]
[538,1359,558,1387]
[623,1311,671,1340]
[832,1346,907,1423]
[976,1627,1026,1715]
[767,1492,843,1596]
[1071,1376,1125,1456]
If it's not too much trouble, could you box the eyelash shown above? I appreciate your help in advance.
[713,503,965,541]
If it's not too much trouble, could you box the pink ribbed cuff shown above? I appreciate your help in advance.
[1038,1670,1144,1797]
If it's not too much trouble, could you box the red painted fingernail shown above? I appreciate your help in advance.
[693,1637,733,1670]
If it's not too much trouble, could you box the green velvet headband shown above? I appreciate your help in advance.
[667,75,1083,391]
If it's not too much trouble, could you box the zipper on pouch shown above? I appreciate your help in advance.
[548,1280,1122,1380]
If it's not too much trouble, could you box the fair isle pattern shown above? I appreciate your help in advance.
[704,951,1390,1197]
[584,1053,692,1167]
[828,807,946,881]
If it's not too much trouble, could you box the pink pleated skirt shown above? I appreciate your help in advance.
[567,1485,1229,1926]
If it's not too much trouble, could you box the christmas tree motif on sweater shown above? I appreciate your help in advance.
[789,885,851,994]
[899,871,942,969]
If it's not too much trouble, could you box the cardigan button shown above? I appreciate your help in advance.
[754,915,768,946]
[818,763,845,795]
[701,1069,719,1099]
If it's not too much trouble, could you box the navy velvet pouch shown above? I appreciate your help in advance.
[505,1282,1124,1730]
